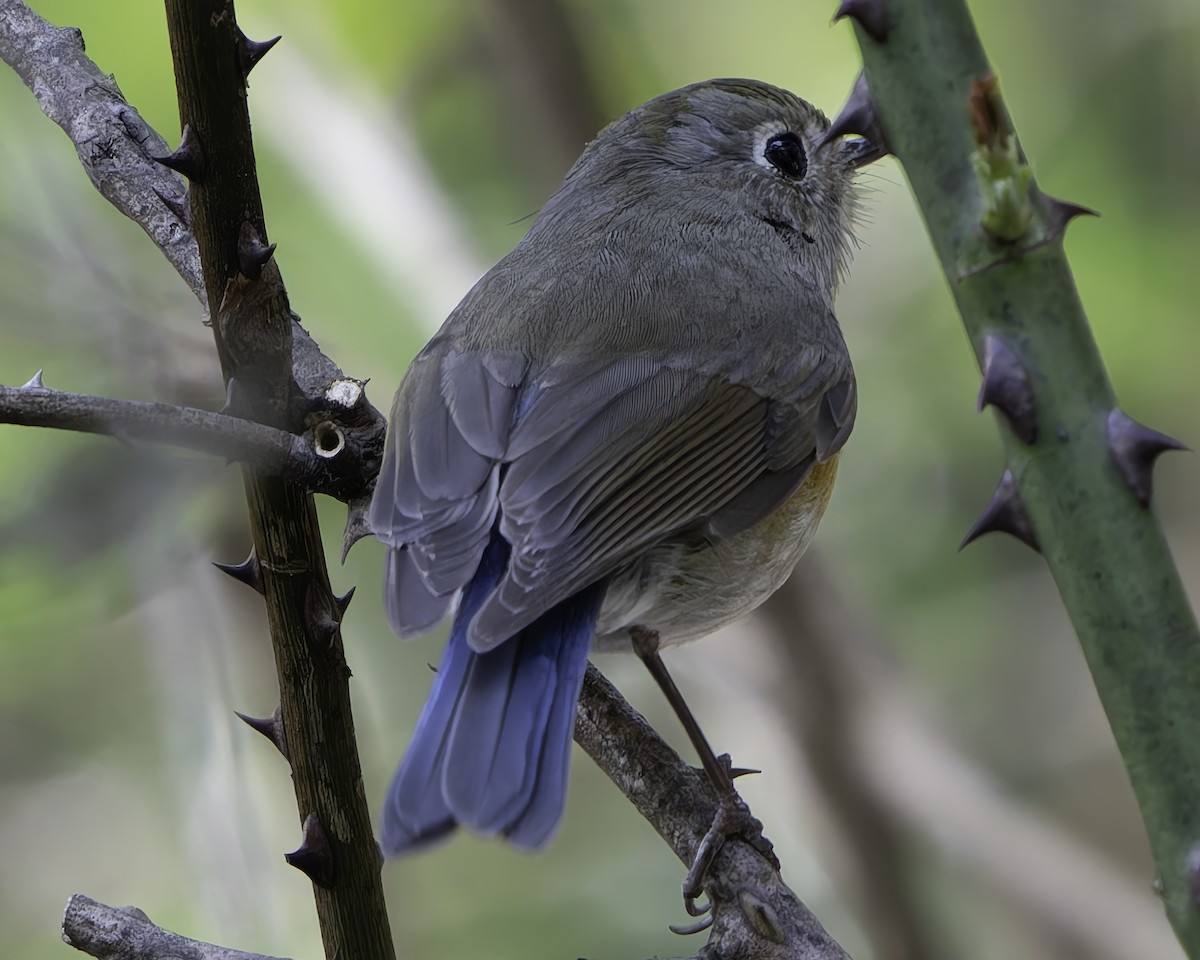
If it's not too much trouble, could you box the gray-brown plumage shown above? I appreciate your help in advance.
[370,78,872,853]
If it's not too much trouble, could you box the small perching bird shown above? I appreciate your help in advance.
[370,77,879,877]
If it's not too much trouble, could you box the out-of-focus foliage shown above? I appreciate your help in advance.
[0,2,1197,959]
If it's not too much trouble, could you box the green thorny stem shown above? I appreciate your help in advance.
[836,0,1200,954]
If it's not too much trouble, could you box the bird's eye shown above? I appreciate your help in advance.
[763,132,807,180]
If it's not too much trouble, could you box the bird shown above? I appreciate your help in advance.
[369,77,878,861]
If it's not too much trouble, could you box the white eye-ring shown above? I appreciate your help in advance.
[752,123,809,179]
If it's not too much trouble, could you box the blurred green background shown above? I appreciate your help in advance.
[2,1,1198,958]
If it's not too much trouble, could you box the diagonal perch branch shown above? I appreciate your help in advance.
[575,666,850,959]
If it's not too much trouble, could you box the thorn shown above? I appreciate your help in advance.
[817,71,890,163]
[152,184,190,222]
[305,578,341,642]
[237,221,276,279]
[285,814,334,889]
[312,613,339,642]
[1106,409,1186,508]
[713,753,761,780]
[976,333,1037,444]
[335,586,356,616]
[959,470,1040,552]
[154,124,205,181]
[212,547,265,595]
[832,0,888,42]
[1040,190,1099,240]
[235,705,289,760]
[20,369,49,392]
[234,26,281,79]
[341,497,373,564]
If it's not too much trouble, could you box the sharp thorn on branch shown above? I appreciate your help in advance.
[154,124,205,181]
[212,547,266,595]
[1106,408,1187,508]
[19,369,50,392]
[1040,190,1099,240]
[152,184,190,223]
[335,586,356,616]
[234,26,282,79]
[832,0,889,42]
[312,613,339,642]
[285,814,335,889]
[305,578,342,643]
[237,221,276,280]
[235,705,289,760]
[976,333,1037,444]
[959,469,1040,552]
[818,71,890,162]
[341,497,373,564]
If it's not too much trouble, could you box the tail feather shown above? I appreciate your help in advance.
[381,533,604,855]
[504,604,595,846]
[442,633,557,833]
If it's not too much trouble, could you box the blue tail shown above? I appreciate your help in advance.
[381,533,605,854]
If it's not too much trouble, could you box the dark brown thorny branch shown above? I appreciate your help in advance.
[0,2,850,958]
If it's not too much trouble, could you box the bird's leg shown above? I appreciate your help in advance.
[629,626,779,924]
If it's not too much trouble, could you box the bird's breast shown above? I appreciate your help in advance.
[594,454,840,651]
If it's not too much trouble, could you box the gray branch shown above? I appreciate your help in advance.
[0,0,204,300]
[576,666,849,959]
[0,375,380,502]
[62,895,290,960]
[1,377,303,469]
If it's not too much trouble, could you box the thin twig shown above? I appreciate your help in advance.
[0,381,305,471]
[62,895,290,960]
[0,377,379,501]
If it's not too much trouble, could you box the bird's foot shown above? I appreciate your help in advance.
[672,787,779,935]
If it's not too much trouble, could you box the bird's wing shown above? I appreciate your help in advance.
[369,331,854,647]
[369,346,527,635]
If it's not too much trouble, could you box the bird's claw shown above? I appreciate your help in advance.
[671,791,779,935]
